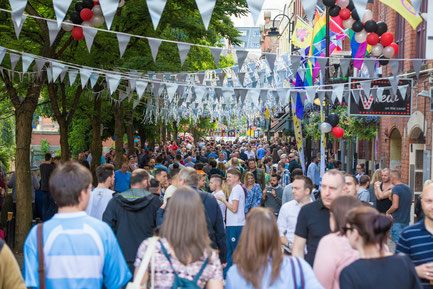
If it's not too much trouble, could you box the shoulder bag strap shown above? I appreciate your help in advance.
[133,237,159,287]
[289,257,297,289]
[295,257,305,289]
[37,223,46,289]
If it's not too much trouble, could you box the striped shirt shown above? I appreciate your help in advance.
[396,220,433,289]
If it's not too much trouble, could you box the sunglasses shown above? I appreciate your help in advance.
[342,226,355,234]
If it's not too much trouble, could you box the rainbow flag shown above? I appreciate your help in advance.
[349,30,368,70]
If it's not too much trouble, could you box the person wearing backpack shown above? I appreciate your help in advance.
[0,239,26,289]
[133,186,223,288]
[226,207,323,289]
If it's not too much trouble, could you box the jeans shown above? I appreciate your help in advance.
[42,191,57,221]
[391,223,408,243]
[224,226,243,277]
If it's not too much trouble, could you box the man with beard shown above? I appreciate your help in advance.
[374,168,394,214]
[262,174,283,217]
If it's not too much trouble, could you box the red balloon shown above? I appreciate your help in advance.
[71,27,84,40]
[339,8,351,20]
[390,42,399,55]
[332,127,344,138]
[380,32,394,47]
[366,33,379,46]
[80,8,93,21]
[93,1,100,4]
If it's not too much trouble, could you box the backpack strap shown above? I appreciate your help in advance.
[289,257,297,289]
[37,223,46,289]
[192,255,209,283]
[295,257,305,289]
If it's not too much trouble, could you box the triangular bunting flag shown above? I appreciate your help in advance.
[276,88,289,105]
[0,48,6,64]
[35,59,45,76]
[9,0,27,28]
[197,72,205,84]
[389,59,399,77]
[300,0,318,22]
[11,14,27,39]
[80,68,92,87]
[177,43,191,66]
[360,80,372,100]
[136,80,148,99]
[317,57,327,79]
[166,83,179,102]
[398,85,408,101]
[21,55,34,74]
[195,0,216,30]
[217,72,225,85]
[353,0,368,22]
[411,0,422,14]
[290,55,302,76]
[306,86,317,104]
[52,0,73,27]
[146,0,168,30]
[352,89,360,105]
[68,69,78,86]
[334,83,344,103]
[51,61,65,82]
[389,76,399,95]
[148,38,162,62]
[210,47,222,67]
[117,33,131,58]
[318,90,326,104]
[9,53,20,72]
[83,27,98,52]
[238,72,246,86]
[246,0,265,25]
[236,50,248,71]
[412,59,422,80]
[340,58,350,77]
[376,87,384,101]
[263,53,277,72]
[90,73,99,88]
[364,58,376,78]
[99,0,120,30]
[47,20,61,46]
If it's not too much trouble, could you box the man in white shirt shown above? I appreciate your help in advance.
[86,164,115,220]
[277,175,313,250]
[216,168,245,275]
[209,174,226,224]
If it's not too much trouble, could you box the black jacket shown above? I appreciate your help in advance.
[102,191,162,271]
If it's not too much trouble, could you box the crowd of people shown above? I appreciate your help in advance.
[0,137,431,289]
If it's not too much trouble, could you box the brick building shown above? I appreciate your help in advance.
[370,0,432,198]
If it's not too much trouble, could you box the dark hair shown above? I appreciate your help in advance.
[49,162,92,207]
[345,206,392,252]
[210,174,223,185]
[154,168,167,178]
[210,160,217,168]
[149,178,160,188]
[44,153,52,161]
[194,163,204,170]
[169,168,180,180]
[271,174,281,181]
[359,175,370,186]
[173,163,180,169]
[334,160,342,168]
[95,164,114,184]
[156,155,164,164]
[227,168,242,179]
[293,175,313,194]
[247,158,256,163]
[291,168,303,178]
[330,196,362,234]
[175,154,182,161]
[130,169,150,186]
[345,173,358,184]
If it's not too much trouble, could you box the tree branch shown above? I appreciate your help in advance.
[66,86,83,127]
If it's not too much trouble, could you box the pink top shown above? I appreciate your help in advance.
[313,233,359,289]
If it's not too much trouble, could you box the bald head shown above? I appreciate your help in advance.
[422,183,433,221]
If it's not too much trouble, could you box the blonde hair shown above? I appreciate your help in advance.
[222,181,231,199]
[371,169,383,184]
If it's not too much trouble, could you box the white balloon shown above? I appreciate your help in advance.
[355,30,367,43]
[383,46,395,58]
[321,122,332,133]
[61,20,74,32]
[92,5,103,16]
[371,44,383,57]
[90,15,105,26]
[337,0,349,8]
[343,18,355,29]
[362,10,373,22]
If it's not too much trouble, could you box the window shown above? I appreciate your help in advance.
[416,0,428,59]
[394,14,405,70]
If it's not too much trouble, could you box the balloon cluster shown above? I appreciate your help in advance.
[321,113,344,138]
[61,0,105,40]
[324,0,398,60]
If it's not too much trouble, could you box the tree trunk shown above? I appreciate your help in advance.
[14,85,40,251]
[161,124,167,142]
[125,108,135,156]
[113,102,124,170]
[172,121,178,141]
[90,96,102,186]
[138,127,146,150]
[59,124,70,161]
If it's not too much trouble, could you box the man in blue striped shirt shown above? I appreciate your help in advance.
[396,183,433,289]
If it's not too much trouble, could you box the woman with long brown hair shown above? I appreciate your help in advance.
[226,207,323,289]
[340,206,421,289]
[133,187,223,288]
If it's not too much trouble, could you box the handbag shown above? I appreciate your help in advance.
[126,237,159,289]
[289,257,305,289]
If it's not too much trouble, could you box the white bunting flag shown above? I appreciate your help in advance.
[105,73,122,95]
[52,0,73,27]
[117,34,131,58]
[195,0,216,30]
[146,0,168,30]
[99,0,120,30]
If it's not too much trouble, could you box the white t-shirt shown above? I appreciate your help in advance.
[212,190,227,224]
[85,187,114,220]
[226,184,245,227]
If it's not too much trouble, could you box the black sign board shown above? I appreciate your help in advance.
[349,78,412,117]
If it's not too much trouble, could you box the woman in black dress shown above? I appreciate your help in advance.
[339,206,422,289]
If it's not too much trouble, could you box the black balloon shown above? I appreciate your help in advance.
[70,11,83,24]
[75,2,83,12]
[329,5,341,17]
[323,0,336,7]
[351,9,360,20]
[364,20,378,33]
[352,21,364,32]
[328,114,340,127]
[347,1,355,11]
[82,0,94,9]
[379,56,389,66]
[376,22,388,36]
